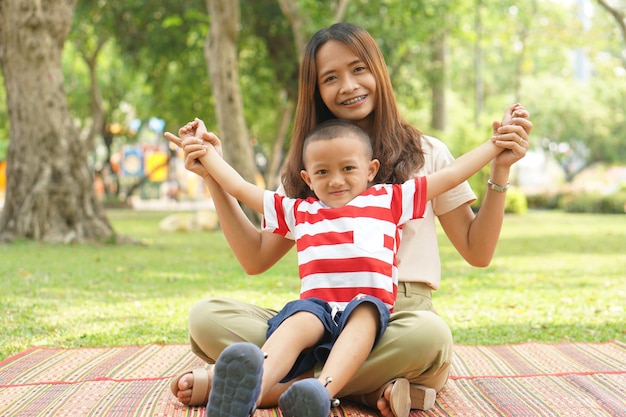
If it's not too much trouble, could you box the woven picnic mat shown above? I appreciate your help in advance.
[1,341,624,416]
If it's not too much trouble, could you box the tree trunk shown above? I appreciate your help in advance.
[474,0,483,128]
[266,89,293,191]
[0,0,114,243]
[277,0,308,60]
[429,33,447,131]
[81,37,107,151]
[205,0,260,223]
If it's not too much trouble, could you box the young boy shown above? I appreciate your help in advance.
[176,110,521,417]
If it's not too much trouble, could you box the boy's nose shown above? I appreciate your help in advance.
[328,173,344,187]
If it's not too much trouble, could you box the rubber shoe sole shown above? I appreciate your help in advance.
[206,342,264,417]
[279,378,331,417]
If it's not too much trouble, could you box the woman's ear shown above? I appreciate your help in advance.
[368,159,380,182]
[300,170,313,189]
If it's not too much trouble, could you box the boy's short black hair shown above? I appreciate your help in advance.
[303,119,373,162]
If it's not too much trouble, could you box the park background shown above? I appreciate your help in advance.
[1,0,626,219]
[0,1,625,360]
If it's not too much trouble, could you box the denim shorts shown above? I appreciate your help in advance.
[267,295,390,382]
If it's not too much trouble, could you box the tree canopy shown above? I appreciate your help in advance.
[1,0,624,164]
[0,0,625,241]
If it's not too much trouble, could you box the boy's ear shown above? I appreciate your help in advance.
[300,170,313,189]
[368,159,380,181]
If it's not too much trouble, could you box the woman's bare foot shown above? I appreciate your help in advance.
[348,378,410,417]
[375,383,397,417]
[373,379,411,417]
[376,382,436,414]
[174,372,194,404]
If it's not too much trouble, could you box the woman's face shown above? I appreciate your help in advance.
[316,40,377,132]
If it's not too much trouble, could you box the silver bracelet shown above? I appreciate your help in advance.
[487,179,510,192]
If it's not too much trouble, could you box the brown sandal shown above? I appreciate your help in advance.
[409,384,436,411]
[170,367,211,406]
[354,378,411,417]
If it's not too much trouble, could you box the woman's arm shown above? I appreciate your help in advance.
[202,172,295,274]
[165,124,294,275]
[195,138,265,214]
[439,112,532,267]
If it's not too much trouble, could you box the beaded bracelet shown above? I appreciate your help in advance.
[487,179,510,192]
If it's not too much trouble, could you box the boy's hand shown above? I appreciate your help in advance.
[164,118,215,179]
[492,103,529,134]
[164,118,209,148]
[180,118,209,140]
[176,119,222,158]
[498,103,525,128]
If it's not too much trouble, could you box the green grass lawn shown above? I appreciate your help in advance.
[1,209,624,361]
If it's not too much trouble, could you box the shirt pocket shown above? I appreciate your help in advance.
[353,218,385,254]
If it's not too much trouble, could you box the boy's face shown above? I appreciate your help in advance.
[300,135,379,208]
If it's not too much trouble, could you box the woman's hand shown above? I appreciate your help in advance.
[491,105,533,168]
[164,118,222,179]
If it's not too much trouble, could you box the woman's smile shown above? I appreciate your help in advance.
[342,95,368,106]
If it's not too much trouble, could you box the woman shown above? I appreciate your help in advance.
[166,22,532,417]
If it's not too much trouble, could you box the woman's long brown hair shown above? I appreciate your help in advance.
[282,23,425,199]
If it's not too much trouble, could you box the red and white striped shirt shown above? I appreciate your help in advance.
[263,176,428,312]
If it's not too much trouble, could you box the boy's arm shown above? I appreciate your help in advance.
[425,139,503,201]
[196,139,265,214]
[425,103,530,201]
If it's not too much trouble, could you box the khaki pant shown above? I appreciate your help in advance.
[188,282,452,397]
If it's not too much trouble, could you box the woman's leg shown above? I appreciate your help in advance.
[172,298,278,406]
[188,297,277,363]
[178,288,453,409]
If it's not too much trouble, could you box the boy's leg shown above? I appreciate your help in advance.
[318,301,381,398]
[331,310,453,397]
[335,308,451,413]
[279,301,386,417]
[259,310,325,401]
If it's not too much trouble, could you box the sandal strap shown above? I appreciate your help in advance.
[189,367,210,406]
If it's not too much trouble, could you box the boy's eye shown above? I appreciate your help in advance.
[316,169,328,175]
[344,166,355,171]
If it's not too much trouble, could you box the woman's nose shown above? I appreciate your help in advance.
[339,76,359,94]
